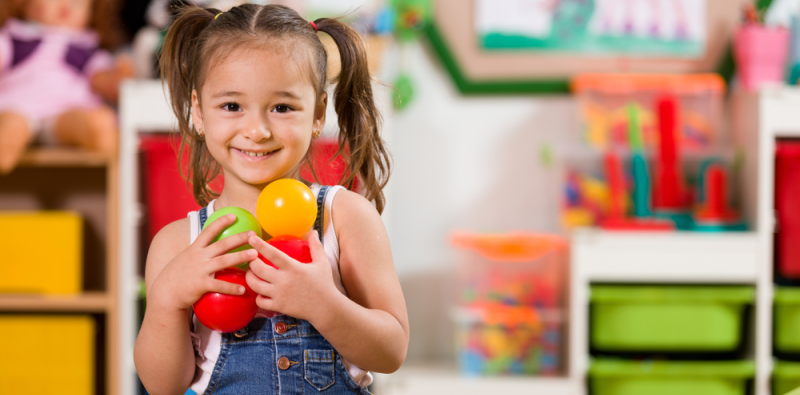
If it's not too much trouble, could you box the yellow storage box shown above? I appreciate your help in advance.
[0,315,95,394]
[0,211,82,294]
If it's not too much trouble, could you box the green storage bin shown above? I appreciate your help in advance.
[591,285,754,352]
[590,359,754,395]
[775,287,800,353]
[774,360,800,395]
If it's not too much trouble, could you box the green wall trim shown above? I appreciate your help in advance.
[425,23,570,95]
[425,0,774,95]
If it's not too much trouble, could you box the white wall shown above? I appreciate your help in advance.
[381,41,578,362]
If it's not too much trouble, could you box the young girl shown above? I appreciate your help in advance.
[133,4,409,395]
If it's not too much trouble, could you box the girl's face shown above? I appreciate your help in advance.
[26,0,92,30]
[192,46,326,189]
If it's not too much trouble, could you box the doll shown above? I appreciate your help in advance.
[0,0,132,174]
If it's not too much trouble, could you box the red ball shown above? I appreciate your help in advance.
[193,267,257,333]
[258,235,312,268]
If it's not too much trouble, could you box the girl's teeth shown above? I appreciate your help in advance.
[243,150,267,157]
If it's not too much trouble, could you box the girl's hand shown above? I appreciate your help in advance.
[245,231,339,321]
[149,214,258,312]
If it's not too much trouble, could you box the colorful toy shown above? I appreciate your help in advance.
[257,235,313,269]
[192,267,258,333]
[692,163,746,231]
[627,104,652,218]
[256,179,317,237]
[203,207,262,270]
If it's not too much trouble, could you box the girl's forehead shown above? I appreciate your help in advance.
[201,44,317,98]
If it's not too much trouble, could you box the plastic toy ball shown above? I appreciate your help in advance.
[256,179,317,237]
[203,206,262,270]
[192,268,257,333]
[258,235,313,269]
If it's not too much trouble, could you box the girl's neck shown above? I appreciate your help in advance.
[215,182,261,215]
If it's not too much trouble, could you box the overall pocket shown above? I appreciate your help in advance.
[304,349,336,391]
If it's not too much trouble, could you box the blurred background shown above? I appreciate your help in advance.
[6,0,800,394]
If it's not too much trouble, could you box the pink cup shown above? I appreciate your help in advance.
[735,25,789,91]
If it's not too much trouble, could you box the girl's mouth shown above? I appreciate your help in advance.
[234,147,279,160]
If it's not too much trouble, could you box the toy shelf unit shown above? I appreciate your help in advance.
[0,146,119,395]
[563,74,775,395]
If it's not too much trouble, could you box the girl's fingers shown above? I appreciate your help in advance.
[307,231,325,262]
[245,270,275,296]
[207,231,257,256]
[195,213,237,246]
[255,295,277,311]
[211,249,257,271]
[249,236,292,270]
[248,255,279,282]
[207,278,246,296]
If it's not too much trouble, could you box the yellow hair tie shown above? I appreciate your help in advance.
[214,12,223,20]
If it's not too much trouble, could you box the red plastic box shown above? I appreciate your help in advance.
[140,135,201,242]
[776,141,800,278]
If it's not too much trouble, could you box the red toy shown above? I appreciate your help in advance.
[257,235,313,268]
[193,268,258,333]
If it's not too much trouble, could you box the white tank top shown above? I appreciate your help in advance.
[187,184,373,392]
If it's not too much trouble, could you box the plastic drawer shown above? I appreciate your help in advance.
[0,211,82,294]
[591,285,754,352]
[590,359,754,395]
[0,315,94,394]
[775,287,800,353]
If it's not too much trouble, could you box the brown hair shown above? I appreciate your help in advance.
[161,4,391,213]
[0,0,123,51]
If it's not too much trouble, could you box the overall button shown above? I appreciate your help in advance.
[275,321,288,334]
[278,356,291,370]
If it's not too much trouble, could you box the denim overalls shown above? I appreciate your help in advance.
[195,186,372,395]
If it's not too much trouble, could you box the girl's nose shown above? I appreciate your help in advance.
[244,115,271,141]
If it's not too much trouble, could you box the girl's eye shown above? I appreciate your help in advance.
[273,105,291,113]
[222,103,241,112]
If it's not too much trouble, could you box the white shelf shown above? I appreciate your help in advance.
[372,365,579,395]
[572,230,760,283]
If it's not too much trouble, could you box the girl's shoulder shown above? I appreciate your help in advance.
[330,188,383,234]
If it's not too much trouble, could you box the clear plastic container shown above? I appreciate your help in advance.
[572,74,726,153]
[450,231,567,375]
[452,305,561,376]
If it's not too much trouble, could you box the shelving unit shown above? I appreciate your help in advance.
[0,146,119,394]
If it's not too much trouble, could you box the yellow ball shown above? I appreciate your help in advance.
[257,179,318,237]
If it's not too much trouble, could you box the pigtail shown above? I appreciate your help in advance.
[314,18,392,214]
[160,6,222,206]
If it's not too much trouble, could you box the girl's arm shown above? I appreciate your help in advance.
[134,215,257,394]
[247,190,409,373]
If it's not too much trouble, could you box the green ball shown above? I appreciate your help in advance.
[203,207,263,269]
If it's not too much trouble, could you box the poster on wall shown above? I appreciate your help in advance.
[475,0,707,58]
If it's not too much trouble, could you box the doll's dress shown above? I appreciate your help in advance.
[0,18,113,142]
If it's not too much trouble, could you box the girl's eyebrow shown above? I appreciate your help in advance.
[273,91,302,100]
[211,91,244,99]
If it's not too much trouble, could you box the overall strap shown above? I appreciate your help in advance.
[314,185,330,244]
[199,206,208,229]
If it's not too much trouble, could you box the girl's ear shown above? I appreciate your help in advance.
[313,91,327,134]
[191,89,204,134]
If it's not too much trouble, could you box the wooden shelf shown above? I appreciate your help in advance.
[18,147,108,168]
[0,292,109,312]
